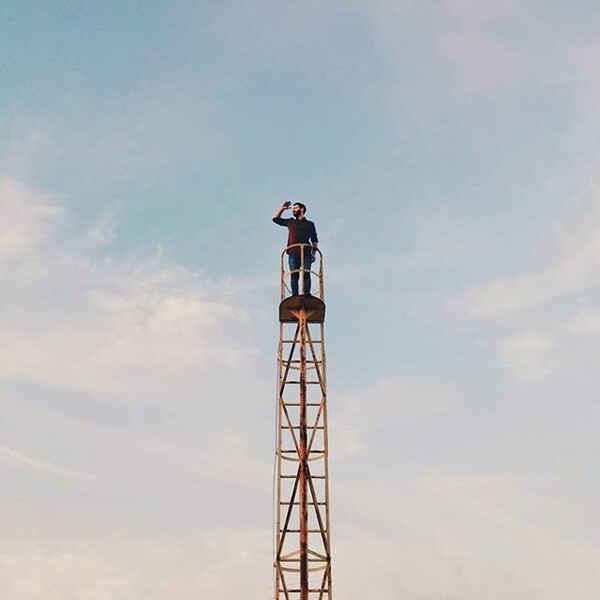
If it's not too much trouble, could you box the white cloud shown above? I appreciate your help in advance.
[0,262,244,401]
[86,207,120,246]
[0,531,272,600]
[331,473,600,599]
[416,474,600,600]
[331,373,456,459]
[499,333,555,383]
[568,308,600,335]
[404,210,496,269]
[0,179,249,404]
[368,0,531,101]
[0,177,63,263]
[0,120,58,181]
[465,183,600,318]
[0,179,274,562]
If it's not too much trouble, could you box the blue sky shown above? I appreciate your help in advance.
[2,1,600,598]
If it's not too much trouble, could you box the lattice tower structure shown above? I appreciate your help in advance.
[274,244,332,600]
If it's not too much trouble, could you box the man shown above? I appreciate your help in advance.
[273,201,319,296]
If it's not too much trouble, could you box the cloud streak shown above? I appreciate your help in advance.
[0,445,96,481]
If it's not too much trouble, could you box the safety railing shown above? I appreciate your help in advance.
[279,244,324,301]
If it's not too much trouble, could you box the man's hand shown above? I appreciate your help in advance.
[273,201,291,220]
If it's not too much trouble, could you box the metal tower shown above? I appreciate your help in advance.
[274,244,332,600]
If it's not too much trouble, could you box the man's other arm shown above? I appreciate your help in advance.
[310,223,319,259]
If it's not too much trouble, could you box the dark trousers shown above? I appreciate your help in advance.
[289,252,312,295]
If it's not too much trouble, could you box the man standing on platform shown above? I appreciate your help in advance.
[273,201,319,296]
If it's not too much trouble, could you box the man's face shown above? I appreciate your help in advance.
[292,204,304,218]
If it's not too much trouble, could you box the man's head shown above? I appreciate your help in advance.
[292,202,307,218]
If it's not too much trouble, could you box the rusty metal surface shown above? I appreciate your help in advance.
[279,295,326,324]
[275,245,332,599]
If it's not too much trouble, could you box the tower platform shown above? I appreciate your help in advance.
[279,295,326,323]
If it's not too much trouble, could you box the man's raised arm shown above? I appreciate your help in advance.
[273,201,291,224]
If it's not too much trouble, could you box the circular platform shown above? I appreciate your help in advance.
[279,295,326,323]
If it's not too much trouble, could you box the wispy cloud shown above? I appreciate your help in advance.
[461,179,600,318]
[403,209,497,269]
[86,206,121,246]
[499,333,555,384]
[0,177,63,263]
[0,179,249,403]
[0,445,96,481]
[437,25,528,95]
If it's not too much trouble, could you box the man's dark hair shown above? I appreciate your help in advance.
[293,202,307,214]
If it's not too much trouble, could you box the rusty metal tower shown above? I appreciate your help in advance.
[274,244,332,600]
